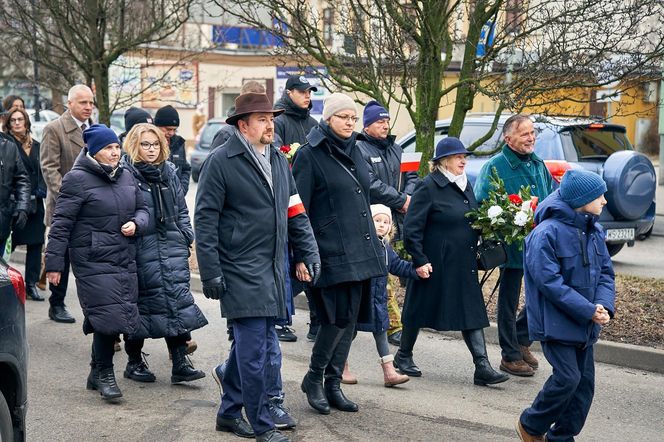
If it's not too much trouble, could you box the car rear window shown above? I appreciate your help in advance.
[563,125,632,159]
[200,122,224,148]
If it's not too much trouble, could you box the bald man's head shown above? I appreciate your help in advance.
[67,85,94,121]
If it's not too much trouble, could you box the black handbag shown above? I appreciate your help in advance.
[476,239,507,271]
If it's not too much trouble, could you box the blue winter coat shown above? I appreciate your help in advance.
[357,241,418,333]
[45,150,149,335]
[524,190,616,346]
[124,159,208,339]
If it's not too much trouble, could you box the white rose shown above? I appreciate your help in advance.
[521,200,532,213]
[487,205,503,219]
[514,210,529,227]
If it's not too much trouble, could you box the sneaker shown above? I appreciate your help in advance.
[212,362,226,396]
[306,324,319,342]
[267,396,296,430]
[276,325,297,342]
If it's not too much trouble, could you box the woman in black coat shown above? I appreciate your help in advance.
[4,107,46,301]
[395,138,509,386]
[46,124,149,400]
[121,123,207,384]
[293,93,386,414]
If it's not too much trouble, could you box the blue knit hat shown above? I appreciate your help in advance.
[560,169,607,209]
[363,100,390,128]
[83,124,120,156]
[124,107,153,133]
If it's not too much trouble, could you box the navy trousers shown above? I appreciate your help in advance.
[520,342,595,441]
[218,317,279,436]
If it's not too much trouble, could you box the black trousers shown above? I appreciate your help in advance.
[12,243,41,285]
[304,286,320,327]
[49,248,70,307]
[124,334,189,360]
[92,332,118,370]
[497,268,532,361]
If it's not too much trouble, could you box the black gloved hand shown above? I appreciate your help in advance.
[306,262,321,286]
[14,210,28,230]
[202,276,227,300]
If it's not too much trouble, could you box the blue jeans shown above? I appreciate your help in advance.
[218,317,280,436]
[520,342,595,441]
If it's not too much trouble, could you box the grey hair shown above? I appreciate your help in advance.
[502,114,532,136]
[67,84,93,102]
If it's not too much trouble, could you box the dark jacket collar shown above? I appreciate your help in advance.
[307,124,366,150]
[361,131,395,149]
[502,145,544,169]
[275,93,311,119]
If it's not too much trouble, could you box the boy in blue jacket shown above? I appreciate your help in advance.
[516,169,615,442]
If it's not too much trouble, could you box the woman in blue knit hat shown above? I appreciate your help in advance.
[45,124,149,401]
[516,169,615,441]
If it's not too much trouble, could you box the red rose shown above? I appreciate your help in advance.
[280,145,291,154]
[530,196,539,211]
[508,194,523,205]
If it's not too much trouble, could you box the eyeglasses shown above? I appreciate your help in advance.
[9,117,25,124]
[333,114,359,123]
[140,141,161,150]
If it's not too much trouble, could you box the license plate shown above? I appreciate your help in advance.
[606,228,635,242]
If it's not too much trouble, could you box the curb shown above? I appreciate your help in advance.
[11,248,664,375]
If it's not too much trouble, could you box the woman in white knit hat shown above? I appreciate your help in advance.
[292,93,387,415]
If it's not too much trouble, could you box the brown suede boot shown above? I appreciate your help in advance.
[380,355,409,387]
[520,345,539,370]
[500,359,535,377]
[515,418,545,441]
[341,361,358,385]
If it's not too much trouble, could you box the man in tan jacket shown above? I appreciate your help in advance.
[40,84,94,323]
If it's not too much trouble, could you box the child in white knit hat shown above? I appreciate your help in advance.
[345,204,431,387]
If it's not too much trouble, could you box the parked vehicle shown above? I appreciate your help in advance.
[190,118,226,182]
[26,109,60,124]
[397,114,657,256]
[0,258,28,441]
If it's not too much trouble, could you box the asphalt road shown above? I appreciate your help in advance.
[23,286,664,441]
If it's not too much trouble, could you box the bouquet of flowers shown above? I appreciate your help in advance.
[466,167,539,249]
[279,143,301,162]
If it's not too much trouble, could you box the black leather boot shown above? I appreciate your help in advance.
[26,284,45,301]
[301,371,330,414]
[124,356,156,383]
[97,367,123,399]
[86,349,98,391]
[462,329,509,386]
[393,350,422,377]
[324,380,358,412]
[171,345,205,383]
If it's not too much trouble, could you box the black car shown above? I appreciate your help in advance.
[0,258,27,441]
[398,114,657,256]
[190,118,227,182]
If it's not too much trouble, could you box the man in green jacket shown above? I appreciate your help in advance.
[474,114,554,377]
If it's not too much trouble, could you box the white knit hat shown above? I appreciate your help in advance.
[370,204,392,221]
[322,93,357,121]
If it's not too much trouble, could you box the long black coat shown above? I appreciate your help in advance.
[45,150,149,335]
[124,159,208,339]
[0,135,30,243]
[292,125,386,288]
[402,170,489,331]
[195,132,320,320]
[9,136,46,246]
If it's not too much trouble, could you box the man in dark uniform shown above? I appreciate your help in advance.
[195,93,320,442]
[356,101,419,346]
[273,75,319,342]
[154,105,192,195]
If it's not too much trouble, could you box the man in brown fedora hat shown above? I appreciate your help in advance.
[195,92,320,442]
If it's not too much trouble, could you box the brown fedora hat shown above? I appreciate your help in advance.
[225,93,284,125]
